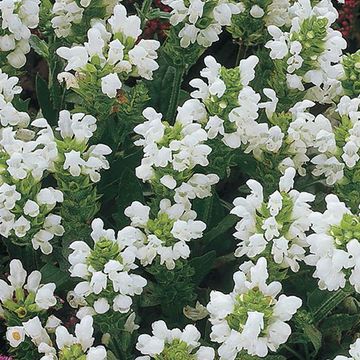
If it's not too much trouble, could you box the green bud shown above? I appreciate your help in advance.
[156,339,196,360]
[157,122,183,148]
[147,213,176,246]
[88,238,122,271]
[59,344,86,360]
[226,288,274,334]
[15,306,27,319]
[227,0,273,46]
[342,50,360,97]
[15,288,25,302]
[330,213,360,249]
[290,16,327,76]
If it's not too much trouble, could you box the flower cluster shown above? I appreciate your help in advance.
[190,54,260,149]
[0,259,57,327]
[124,199,206,270]
[0,0,40,68]
[0,70,30,127]
[307,95,360,211]
[51,110,111,183]
[190,55,337,179]
[305,194,360,292]
[231,168,315,272]
[207,257,302,358]
[57,4,160,98]
[162,0,242,48]
[135,320,215,359]
[134,103,219,206]
[0,113,64,254]
[227,0,291,46]
[51,0,119,39]
[8,314,107,360]
[68,218,147,315]
[265,0,346,92]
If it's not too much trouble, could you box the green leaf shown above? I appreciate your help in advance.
[293,310,322,354]
[139,281,161,307]
[189,251,217,285]
[302,323,322,353]
[12,96,30,113]
[99,149,143,203]
[308,287,353,323]
[113,167,144,228]
[106,351,117,360]
[203,214,238,247]
[320,313,360,332]
[40,263,70,291]
[29,35,49,59]
[145,56,185,118]
[193,192,226,229]
[35,74,58,125]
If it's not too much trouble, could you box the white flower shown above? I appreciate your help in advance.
[6,326,25,347]
[124,199,206,269]
[56,4,160,91]
[136,320,214,359]
[57,110,97,142]
[231,168,314,272]
[35,283,57,309]
[56,46,89,71]
[101,73,122,98]
[250,5,265,18]
[23,316,52,346]
[0,70,22,101]
[305,194,360,292]
[207,258,302,359]
[0,183,21,210]
[69,218,146,314]
[24,199,40,217]
[163,0,240,48]
[63,150,86,176]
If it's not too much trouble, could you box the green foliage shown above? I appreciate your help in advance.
[342,50,360,97]
[227,0,273,46]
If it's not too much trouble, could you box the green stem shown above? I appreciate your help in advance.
[109,338,124,360]
[235,42,242,66]
[213,253,237,269]
[283,345,305,360]
[165,66,185,123]
[312,287,352,323]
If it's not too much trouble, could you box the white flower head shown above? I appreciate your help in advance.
[207,257,302,359]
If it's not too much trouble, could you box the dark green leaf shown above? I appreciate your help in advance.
[189,251,217,285]
[29,35,49,59]
[320,314,360,332]
[139,281,161,307]
[40,263,70,291]
[113,167,144,228]
[308,287,353,323]
[12,96,30,113]
[302,323,322,353]
[203,214,238,246]
[36,74,58,125]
